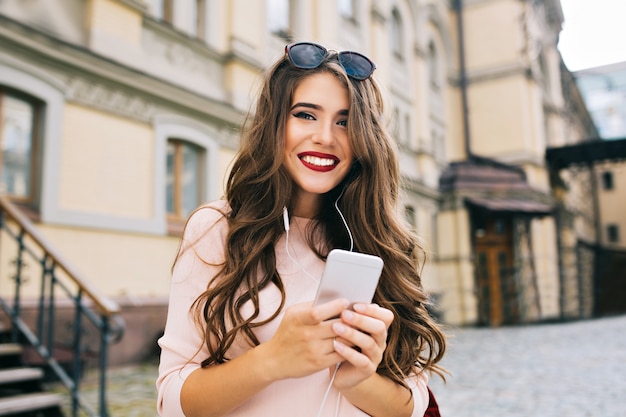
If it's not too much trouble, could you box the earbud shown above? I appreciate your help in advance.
[282,207,290,232]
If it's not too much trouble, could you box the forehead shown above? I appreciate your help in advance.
[291,72,349,108]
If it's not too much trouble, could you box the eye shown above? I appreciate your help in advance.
[293,111,315,120]
[337,119,348,127]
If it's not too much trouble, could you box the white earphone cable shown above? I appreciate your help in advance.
[334,191,353,251]
[282,200,351,417]
[315,363,341,417]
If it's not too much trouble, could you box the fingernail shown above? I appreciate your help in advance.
[353,304,366,313]
[333,338,345,351]
[342,310,354,320]
[333,322,346,334]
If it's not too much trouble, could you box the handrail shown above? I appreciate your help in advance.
[0,195,125,417]
[0,196,120,316]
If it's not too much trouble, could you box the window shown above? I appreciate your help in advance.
[192,0,207,38]
[151,0,173,23]
[538,51,550,92]
[392,107,400,140]
[404,113,411,144]
[268,0,292,40]
[602,171,614,190]
[607,224,619,243]
[0,90,40,202]
[404,205,417,229]
[391,8,403,59]
[166,139,205,221]
[338,0,356,20]
[428,41,440,89]
[157,0,173,24]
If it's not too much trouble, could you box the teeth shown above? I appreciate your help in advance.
[301,155,336,166]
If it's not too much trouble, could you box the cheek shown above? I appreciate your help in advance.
[342,136,354,162]
[284,122,299,152]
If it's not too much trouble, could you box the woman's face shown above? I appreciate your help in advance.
[283,72,354,217]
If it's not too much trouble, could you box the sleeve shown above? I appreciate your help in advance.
[156,204,228,417]
[406,371,430,417]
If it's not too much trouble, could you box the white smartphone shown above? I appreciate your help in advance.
[313,249,384,307]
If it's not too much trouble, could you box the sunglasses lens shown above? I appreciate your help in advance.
[288,43,327,69]
[338,52,375,80]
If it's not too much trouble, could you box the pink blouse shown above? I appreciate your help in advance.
[156,200,429,417]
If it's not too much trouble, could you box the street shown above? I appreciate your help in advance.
[428,315,626,417]
[73,315,626,416]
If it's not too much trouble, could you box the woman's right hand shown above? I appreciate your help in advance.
[257,298,350,381]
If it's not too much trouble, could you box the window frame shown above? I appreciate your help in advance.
[607,224,620,243]
[155,116,219,236]
[0,87,43,207]
[166,138,205,223]
[601,171,614,190]
[339,0,357,22]
[267,0,293,41]
[391,8,404,60]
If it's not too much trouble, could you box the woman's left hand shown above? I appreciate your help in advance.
[329,303,394,389]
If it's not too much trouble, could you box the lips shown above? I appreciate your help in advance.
[298,152,339,172]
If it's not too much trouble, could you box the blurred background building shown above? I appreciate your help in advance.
[555,61,626,316]
[0,0,621,368]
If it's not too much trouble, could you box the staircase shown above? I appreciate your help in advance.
[0,195,125,417]
[0,342,64,417]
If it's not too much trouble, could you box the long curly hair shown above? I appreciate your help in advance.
[188,51,446,387]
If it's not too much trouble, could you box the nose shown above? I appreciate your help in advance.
[311,119,335,146]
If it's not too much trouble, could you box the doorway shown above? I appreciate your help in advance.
[472,211,519,326]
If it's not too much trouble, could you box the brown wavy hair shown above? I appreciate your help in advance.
[188,51,446,387]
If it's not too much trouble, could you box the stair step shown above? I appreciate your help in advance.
[0,367,44,385]
[0,344,21,357]
[0,392,63,416]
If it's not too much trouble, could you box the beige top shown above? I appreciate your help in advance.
[156,200,429,417]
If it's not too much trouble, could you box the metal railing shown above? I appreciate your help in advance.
[0,195,125,417]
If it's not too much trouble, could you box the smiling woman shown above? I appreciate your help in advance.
[283,73,353,217]
[156,42,446,417]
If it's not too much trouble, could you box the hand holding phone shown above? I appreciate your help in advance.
[313,249,383,307]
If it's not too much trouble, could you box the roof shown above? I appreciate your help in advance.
[465,196,552,215]
[439,156,553,217]
[546,137,626,170]
[439,156,530,193]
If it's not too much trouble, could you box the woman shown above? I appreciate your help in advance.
[157,42,446,417]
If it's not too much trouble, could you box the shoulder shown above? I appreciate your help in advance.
[183,200,231,239]
[178,199,231,258]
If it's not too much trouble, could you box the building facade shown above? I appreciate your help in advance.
[0,0,599,362]
[574,62,626,250]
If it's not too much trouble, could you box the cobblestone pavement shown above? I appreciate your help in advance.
[56,315,626,417]
[428,314,626,417]
[49,361,159,417]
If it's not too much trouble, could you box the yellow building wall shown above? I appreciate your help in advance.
[598,164,626,248]
[469,75,536,156]
[436,208,477,325]
[38,225,179,298]
[58,104,154,218]
[231,0,264,51]
[86,0,142,45]
[85,0,143,65]
[531,217,560,319]
[463,0,523,70]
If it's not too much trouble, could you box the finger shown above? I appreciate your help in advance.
[332,339,373,370]
[353,303,394,327]
[311,298,350,322]
[340,309,388,346]
[332,321,379,358]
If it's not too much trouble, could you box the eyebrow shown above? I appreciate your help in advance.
[290,102,349,115]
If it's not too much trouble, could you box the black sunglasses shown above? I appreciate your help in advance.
[285,42,376,81]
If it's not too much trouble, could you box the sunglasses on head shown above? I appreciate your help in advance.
[285,42,376,81]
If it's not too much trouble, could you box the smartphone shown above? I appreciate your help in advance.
[313,249,384,307]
